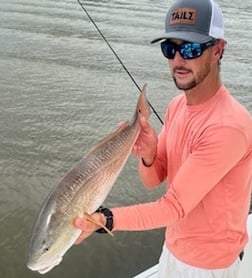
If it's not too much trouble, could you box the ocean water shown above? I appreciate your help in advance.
[0,0,251,277]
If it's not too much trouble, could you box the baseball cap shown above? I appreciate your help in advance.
[151,0,224,44]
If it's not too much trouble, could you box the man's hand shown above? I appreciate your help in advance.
[133,115,158,166]
[74,212,106,244]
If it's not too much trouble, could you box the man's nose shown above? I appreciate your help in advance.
[172,50,186,65]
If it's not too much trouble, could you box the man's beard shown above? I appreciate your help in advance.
[173,76,197,91]
[172,62,211,91]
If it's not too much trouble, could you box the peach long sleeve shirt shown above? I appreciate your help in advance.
[111,85,252,268]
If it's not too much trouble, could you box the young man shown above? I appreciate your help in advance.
[75,0,252,276]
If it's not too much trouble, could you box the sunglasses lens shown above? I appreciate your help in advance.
[161,42,176,59]
[160,41,205,60]
[180,43,202,59]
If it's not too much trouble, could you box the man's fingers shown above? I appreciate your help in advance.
[74,218,88,244]
[132,144,141,156]
[139,115,150,132]
[74,218,85,229]
[75,231,86,245]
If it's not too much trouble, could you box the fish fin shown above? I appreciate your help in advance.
[84,213,114,237]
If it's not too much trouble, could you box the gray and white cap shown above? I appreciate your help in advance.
[151,0,224,44]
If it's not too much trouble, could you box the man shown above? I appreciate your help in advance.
[75,0,252,277]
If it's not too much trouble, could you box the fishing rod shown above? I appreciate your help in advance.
[77,0,164,125]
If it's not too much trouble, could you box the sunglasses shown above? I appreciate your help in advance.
[161,39,218,60]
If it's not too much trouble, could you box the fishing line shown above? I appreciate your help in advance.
[77,0,164,125]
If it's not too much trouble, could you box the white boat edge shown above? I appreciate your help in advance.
[133,214,252,278]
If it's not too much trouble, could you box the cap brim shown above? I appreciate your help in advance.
[151,31,212,44]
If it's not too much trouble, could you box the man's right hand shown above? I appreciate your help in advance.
[133,115,158,166]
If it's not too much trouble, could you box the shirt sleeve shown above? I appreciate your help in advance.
[111,126,248,231]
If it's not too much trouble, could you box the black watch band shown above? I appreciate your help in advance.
[95,206,113,234]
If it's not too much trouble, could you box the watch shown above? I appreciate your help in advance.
[95,206,114,234]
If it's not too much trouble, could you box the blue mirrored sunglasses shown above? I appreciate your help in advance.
[161,40,218,60]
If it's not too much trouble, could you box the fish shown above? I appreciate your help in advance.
[27,84,151,274]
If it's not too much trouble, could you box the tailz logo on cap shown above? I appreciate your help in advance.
[170,8,196,25]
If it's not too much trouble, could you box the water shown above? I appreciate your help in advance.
[0,0,251,277]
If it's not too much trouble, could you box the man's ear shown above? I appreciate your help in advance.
[213,39,226,60]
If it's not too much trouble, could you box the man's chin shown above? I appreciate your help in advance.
[173,78,197,91]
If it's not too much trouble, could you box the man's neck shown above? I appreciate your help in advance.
[185,74,222,106]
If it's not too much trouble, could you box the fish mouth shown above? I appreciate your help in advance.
[27,256,62,274]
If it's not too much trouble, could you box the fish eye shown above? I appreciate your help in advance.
[43,246,50,253]
[42,240,50,253]
[138,108,141,113]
